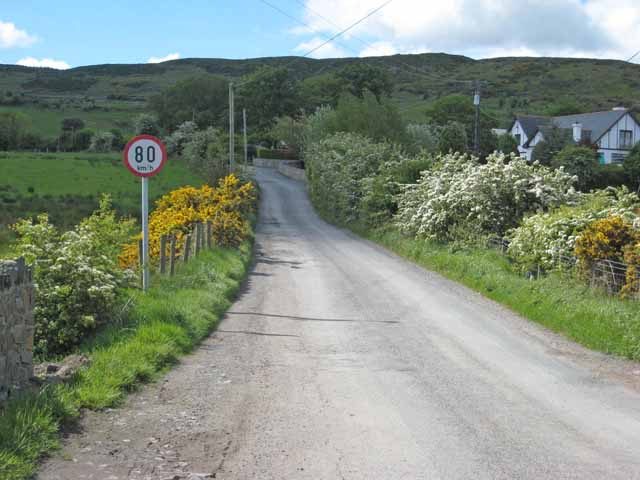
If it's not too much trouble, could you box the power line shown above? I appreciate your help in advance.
[290,0,474,86]
[258,0,359,57]
[236,0,393,88]
[299,0,394,58]
[627,49,640,63]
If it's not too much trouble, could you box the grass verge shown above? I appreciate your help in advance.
[362,227,640,361]
[0,241,252,480]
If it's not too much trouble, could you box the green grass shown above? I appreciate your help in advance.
[0,242,253,480]
[362,227,640,361]
[0,151,204,253]
[0,105,143,137]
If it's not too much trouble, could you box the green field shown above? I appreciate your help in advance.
[0,105,143,137]
[0,152,203,255]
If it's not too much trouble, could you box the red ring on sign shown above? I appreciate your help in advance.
[123,134,168,178]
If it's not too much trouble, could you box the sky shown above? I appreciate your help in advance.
[0,0,639,69]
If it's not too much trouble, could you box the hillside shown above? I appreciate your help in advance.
[1,53,639,134]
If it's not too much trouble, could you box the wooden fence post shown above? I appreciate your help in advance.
[170,235,177,276]
[160,235,167,274]
[195,223,202,256]
[183,234,192,263]
[206,221,212,249]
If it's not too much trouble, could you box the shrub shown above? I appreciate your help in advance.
[12,197,135,356]
[551,145,598,191]
[497,133,519,156]
[182,127,228,184]
[406,123,440,154]
[395,152,577,242]
[306,132,405,225]
[437,121,468,154]
[574,216,639,269]
[119,175,255,269]
[133,113,160,136]
[623,144,640,190]
[507,187,640,272]
[88,131,115,152]
[164,120,198,155]
[589,164,631,190]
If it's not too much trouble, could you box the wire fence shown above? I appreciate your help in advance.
[486,237,640,299]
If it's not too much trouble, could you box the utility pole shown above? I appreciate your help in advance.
[243,108,248,166]
[229,82,235,172]
[473,80,481,157]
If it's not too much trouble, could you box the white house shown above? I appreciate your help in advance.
[509,108,640,164]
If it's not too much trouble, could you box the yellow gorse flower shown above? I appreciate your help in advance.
[119,174,255,269]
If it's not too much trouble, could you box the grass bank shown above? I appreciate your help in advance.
[0,241,253,480]
[361,227,640,361]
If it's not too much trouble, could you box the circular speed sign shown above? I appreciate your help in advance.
[123,135,167,177]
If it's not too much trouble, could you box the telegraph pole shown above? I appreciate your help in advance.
[473,80,481,157]
[243,109,248,166]
[229,82,235,172]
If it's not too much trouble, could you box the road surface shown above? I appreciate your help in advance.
[40,167,640,479]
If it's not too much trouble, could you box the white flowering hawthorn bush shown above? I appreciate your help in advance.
[306,132,406,224]
[12,196,135,356]
[507,187,640,273]
[395,152,577,242]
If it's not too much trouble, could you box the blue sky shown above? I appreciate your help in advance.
[1,0,638,69]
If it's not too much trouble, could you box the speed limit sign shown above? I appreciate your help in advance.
[123,135,168,292]
[123,135,167,177]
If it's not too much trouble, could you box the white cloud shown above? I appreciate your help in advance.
[294,37,348,59]
[147,52,181,63]
[16,57,70,70]
[0,20,36,48]
[295,0,640,62]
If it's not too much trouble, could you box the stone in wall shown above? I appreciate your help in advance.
[0,260,35,403]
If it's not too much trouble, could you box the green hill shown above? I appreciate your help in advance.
[1,53,639,134]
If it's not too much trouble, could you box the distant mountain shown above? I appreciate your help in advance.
[1,53,639,128]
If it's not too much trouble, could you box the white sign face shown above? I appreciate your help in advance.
[123,135,167,178]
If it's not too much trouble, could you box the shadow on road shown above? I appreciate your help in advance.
[227,312,400,324]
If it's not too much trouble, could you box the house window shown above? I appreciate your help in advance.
[619,130,633,149]
[514,134,521,145]
[611,153,626,164]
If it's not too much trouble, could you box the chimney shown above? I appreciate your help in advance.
[572,122,582,143]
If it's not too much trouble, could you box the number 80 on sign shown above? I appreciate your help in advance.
[123,135,167,178]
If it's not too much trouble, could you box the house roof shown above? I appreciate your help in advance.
[551,109,629,143]
[512,115,550,138]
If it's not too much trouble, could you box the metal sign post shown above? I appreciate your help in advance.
[123,135,168,291]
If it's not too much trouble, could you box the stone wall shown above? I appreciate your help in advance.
[0,259,35,402]
[278,161,307,182]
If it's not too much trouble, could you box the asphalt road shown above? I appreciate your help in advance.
[40,167,640,479]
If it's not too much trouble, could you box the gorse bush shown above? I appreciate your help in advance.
[395,152,577,242]
[12,196,135,356]
[507,188,640,273]
[119,174,255,269]
[574,216,639,269]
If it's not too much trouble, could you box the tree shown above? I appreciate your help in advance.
[336,64,393,102]
[544,99,586,117]
[531,126,572,165]
[437,121,468,154]
[551,145,598,191]
[239,66,300,131]
[89,132,115,152]
[271,116,305,155]
[149,75,228,130]
[134,114,160,136]
[183,127,227,184]
[299,73,346,111]
[0,111,30,150]
[330,93,407,145]
[623,144,640,190]
[497,133,519,155]
[424,94,497,156]
[61,118,85,132]
[165,121,199,155]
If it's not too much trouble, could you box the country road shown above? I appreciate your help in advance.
[40,166,640,480]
